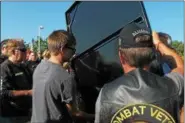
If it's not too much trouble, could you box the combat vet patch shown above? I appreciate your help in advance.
[111,103,175,123]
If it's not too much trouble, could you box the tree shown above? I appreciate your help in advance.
[27,37,48,53]
[171,40,184,59]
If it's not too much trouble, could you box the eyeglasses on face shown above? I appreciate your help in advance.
[65,46,76,52]
[16,48,26,52]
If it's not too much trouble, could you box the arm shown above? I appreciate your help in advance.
[180,106,184,123]
[66,103,94,120]
[155,31,184,121]
[62,76,94,121]
[0,65,32,99]
[10,90,32,97]
[152,31,184,76]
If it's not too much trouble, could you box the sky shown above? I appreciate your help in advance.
[1,1,184,43]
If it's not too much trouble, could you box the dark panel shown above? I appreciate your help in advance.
[66,1,151,115]
[67,1,149,54]
[74,36,122,87]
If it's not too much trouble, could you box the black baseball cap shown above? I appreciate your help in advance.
[118,22,153,48]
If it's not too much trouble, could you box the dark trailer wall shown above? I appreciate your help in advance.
[65,1,151,114]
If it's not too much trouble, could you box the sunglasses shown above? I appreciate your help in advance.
[16,48,26,52]
[65,46,76,53]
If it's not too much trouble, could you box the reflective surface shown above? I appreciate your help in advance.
[66,1,151,114]
[67,1,151,88]
[68,1,148,54]
[74,37,123,87]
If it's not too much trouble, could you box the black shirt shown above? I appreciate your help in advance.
[0,59,32,116]
[0,55,8,64]
[25,60,40,74]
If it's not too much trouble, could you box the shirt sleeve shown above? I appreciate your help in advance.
[0,64,14,99]
[166,72,184,108]
[162,62,171,75]
[62,75,77,104]
[95,89,103,123]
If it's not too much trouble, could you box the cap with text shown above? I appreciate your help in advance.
[118,23,153,48]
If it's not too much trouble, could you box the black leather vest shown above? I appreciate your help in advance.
[98,68,182,123]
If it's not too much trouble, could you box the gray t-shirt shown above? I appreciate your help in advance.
[31,60,76,123]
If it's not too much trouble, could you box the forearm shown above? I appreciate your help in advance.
[73,110,94,120]
[157,42,184,75]
[11,90,31,97]
[0,90,31,99]
[66,103,94,121]
[180,106,184,123]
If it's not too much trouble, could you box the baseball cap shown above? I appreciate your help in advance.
[118,22,153,48]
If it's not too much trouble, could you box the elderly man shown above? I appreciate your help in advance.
[95,23,184,123]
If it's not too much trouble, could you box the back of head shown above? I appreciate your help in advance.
[47,30,76,56]
[118,23,154,68]
[158,32,172,46]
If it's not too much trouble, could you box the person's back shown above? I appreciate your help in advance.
[97,68,183,122]
[95,23,184,123]
[32,60,73,123]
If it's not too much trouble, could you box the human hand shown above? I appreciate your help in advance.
[152,31,161,46]
[27,90,32,96]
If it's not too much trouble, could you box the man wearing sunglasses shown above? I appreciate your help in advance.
[31,30,94,123]
[0,39,32,123]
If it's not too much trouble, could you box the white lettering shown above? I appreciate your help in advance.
[132,29,149,37]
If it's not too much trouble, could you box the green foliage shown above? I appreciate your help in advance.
[27,37,48,53]
[25,39,184,60]
[171,40,184,58]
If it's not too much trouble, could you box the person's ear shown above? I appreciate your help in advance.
[60,48,66,57]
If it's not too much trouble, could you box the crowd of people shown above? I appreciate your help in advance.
[0,23,184,123]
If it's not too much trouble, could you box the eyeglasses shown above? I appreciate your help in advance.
[16,48,26,52]
[65,46,76,53]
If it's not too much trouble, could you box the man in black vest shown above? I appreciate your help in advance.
[0,39,32,123]
[95,23,184,123]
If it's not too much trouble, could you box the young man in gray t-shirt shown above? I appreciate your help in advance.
[31,30,94,123]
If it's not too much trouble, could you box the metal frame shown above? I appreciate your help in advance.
[140,1,152,31]
[65,1,81,32]
[65,1,151,33]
